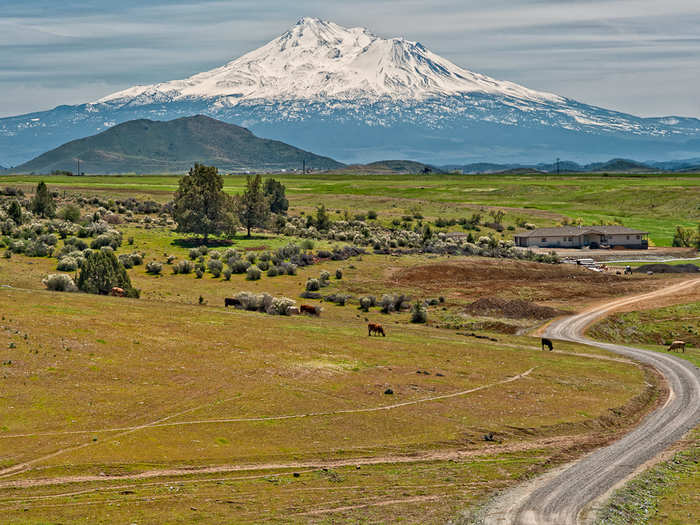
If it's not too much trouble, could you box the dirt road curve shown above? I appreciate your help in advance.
[478,278,700,525]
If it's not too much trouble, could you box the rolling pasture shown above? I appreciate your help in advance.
[0,173,696,522]
[0,172,698,245]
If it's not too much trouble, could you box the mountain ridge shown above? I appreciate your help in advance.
[5,115,343,174]
[1,17,700,166]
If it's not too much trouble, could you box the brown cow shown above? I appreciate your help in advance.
[300,304,319,316]
[110,287,126,297]
[368,323,386,337]
[668,340,686,353]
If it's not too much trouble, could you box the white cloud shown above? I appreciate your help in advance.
[1,0,699,117]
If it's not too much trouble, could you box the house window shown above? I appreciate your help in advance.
[626,236,630,240]
[636,235,641,240]
[541,238,547,242]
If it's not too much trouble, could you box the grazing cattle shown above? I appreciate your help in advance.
[110,287,125,297]
[541,338,554,351]
[668,340,686,353]
[287,306,301,316]
[224,297,239,308]
[300,304,319,316]
[368,323,386,337]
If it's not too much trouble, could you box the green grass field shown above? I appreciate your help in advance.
[1,173,698,245]
[0,218,665,523]
[0,173,695,522]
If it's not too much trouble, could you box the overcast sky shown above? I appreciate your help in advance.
[2,0,699,118]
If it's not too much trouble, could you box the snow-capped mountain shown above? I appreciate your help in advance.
[2,17,700,168]
[100,17,561,105]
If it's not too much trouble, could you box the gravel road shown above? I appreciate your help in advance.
[477,278,700,525]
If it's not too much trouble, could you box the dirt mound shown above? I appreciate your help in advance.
[395,259,621,285]
[633,264,699,274]
[465,297,565,320]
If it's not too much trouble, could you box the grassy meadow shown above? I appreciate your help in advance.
[0,172,698,245]
[0,173,696,522]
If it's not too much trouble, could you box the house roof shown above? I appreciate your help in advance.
[514,226,648,238]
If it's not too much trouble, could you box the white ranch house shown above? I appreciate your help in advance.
[514,226,649,250]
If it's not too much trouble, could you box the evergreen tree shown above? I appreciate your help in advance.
[7,200,23,224]
[30,181,56,218]
[263,178,289,214]
[77,250,138,297]
[234,174,269,237]
[172,164,236,241]
[315,204,330,231]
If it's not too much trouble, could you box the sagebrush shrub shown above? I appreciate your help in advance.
[335,268,343,279]
[359,296,372,312]
[175,259,193,274]
[207,258,223,277]
[229,259,250,274]
[56,257,79,271]
[246,265,261,281]
[42,273,77,292]
[146,261,163,275]
[306,278,320,291]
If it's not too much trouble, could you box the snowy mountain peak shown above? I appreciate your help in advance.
[97,18,563,105]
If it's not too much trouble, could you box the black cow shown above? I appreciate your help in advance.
[541,338,554,351]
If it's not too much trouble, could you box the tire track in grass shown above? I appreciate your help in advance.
[0,369,534,479]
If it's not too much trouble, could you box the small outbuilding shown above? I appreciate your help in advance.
[514,226,649,249]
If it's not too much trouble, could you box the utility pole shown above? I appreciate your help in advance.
[556,157,561,176]
[302,159,306,174]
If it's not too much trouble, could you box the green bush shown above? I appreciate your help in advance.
[223,268,232,280]
[90,232,121,250]
[77,250,137,297]
[335,268,343,279]
[189,248,199,260]
[58,204,81,223]
[306,278,320,291]
[267,266,279,277]
[410,301,428,323]
[195,268,204,279]
[300,239,315,250]
[367,210,378,220]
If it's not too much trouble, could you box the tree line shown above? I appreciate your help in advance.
[172,163,288,240]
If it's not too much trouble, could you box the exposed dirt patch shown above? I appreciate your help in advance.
[465,298,566,320]
[392,259,655,307]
